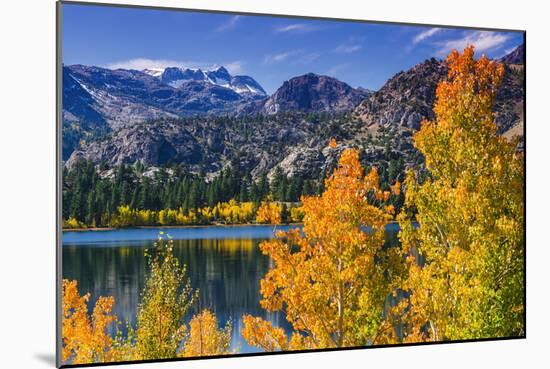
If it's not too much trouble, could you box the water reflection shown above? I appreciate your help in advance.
[62,224,401,353]
[63,232,295,353]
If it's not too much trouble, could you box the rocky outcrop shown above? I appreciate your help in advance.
[65,113,363,177]
[354,49,524,134]
[495,64,525,134]
[263,73,370,114]
[271,147,325,179]
[66,120,203,168]
[354,58,446,130]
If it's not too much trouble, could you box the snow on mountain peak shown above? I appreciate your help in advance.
[142,68,165,77]
[143,65,266,97]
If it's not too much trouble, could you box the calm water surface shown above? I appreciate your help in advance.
[62,224,400,353]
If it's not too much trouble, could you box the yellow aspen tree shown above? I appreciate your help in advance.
[135,234,197,360]
[398,46,525,342]
[242,148,402,351]
[61,279,117,364]
[182,310,232,357]
[256,201,282,224]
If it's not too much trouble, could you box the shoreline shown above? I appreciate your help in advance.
[62,221,401,232]
[62,222,304,232]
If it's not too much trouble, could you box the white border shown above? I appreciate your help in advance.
[0,1,547,368]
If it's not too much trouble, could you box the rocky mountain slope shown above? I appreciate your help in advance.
[354,58,446,130]
[66,113,358,178]
[62,66,372,159]
[63,65,265,129]
[499,43,525,65]
[65,45,524,179]
[354,45,525,135]
[62,64,269,159]
[262,73,370,114]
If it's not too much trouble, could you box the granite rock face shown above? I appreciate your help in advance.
[67,113,346,178]
[263,73,370,114]
[355,58,447,130]
[354,50,524,135]
[66,121,203,168]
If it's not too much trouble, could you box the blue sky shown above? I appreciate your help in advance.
[62,3,524,94]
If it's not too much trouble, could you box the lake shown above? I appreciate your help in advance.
[62,224,401,353]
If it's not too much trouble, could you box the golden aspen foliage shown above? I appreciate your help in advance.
[390,181,401,196]
[215,199,255,224]
[135,235,198,360]
[242,148,402,351]
[105,201,259,228]
[256,201,283,224]
[61,279,117,364]
[398,46,524,342]
[63,217,85,229]
[241,315,289,352]
[290,205,305,223]
[182,310,232,357]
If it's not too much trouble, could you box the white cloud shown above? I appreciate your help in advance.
[216,15,241,32]
[220,61,245,74]
[495,46,520,60]
[105,58,245,74]
[263,50,298,64]
[275,24,304,33]
[334,43,362,54]
[504,47,516,55]
[413,27,442,45]
[437,31,510,56]
[274,23,317,34]
[263,50,320,65]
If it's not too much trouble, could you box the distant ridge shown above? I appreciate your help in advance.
[499,44,525,65]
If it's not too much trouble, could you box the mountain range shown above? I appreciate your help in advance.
[63,44,524,179]
[62,63,370,159]
[145,66,267,96]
